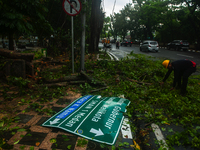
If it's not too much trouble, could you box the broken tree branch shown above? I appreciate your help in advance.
[39,82,68,87]
[43,76,81,83]
[90,86,108,93]
[127,77,152,85]
[80,70,107,86]
[0,48,34,62]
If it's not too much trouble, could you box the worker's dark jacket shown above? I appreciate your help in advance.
[163,59,196,87]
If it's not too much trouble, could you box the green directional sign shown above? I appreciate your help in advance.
[42,95,130,145]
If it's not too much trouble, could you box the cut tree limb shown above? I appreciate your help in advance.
[43,76,81,83]
[39,82,68,87]
[0,48,34,62]
[80,70,107,86]
[69,80,86,84]
[90,86,108,93]
[127,77,152,85]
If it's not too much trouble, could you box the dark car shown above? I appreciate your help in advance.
[167,40,189,51]
[121,40,132,47]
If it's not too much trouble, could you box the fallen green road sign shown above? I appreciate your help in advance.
[42,95,130,145]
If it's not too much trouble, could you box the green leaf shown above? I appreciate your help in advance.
[29,146,34,150]
[67,145,71,149]
[14,140,20,145]
[168,128,174,133]
[0,121,4,127]
[17,129,26,132]
[50,138,57,143]
[196,126,200,130]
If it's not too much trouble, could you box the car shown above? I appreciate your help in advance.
[110,39,116,43]
[121,40,132,47]
[167,40,189,51]
[140,40,159,52]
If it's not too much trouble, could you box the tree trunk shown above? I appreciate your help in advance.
[9,33,14,50]
[89,0,103,53]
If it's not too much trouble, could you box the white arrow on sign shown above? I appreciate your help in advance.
[90,128,104,136]
[50,119,60,125]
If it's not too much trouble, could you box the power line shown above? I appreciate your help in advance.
[112,0,116,16]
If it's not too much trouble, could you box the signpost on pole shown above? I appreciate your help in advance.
[42,95,130,145]
[62,0,82,73]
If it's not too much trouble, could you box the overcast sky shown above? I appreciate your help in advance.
[103,0,132,17]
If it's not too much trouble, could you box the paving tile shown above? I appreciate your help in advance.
[51,127,64,133]
[18,132,48,146]
[25,103,44,113]
[36,97,53,104]
[56,98,71,105]
[30,125,51,133]
[86,140,109,150]
[35,117,50,126]
[39,132,58,149]
[0,142,13,149]
[17,114,34,124]
[13,143,40,150]
[1,129,17,143]
[51,134,78,150]
[7,130,27,146]
[51,106,64,113]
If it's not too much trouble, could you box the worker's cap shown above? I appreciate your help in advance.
[162,60,170,69]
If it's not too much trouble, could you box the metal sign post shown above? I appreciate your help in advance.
[62,0,82,73]
[71,16,74,73]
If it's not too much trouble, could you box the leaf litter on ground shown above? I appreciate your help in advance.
[0,52,200,149]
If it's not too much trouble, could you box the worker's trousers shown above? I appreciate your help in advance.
[177,66,196,94]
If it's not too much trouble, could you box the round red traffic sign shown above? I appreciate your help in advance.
[62,0,82,16]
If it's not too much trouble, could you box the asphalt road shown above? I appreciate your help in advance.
[108,43,200,66]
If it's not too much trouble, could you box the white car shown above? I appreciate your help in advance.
[140,40,159,52]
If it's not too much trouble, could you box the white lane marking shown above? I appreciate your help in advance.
[151,123,168,150]
[107,52,114,60]
[108,52,119,61]
[177,54,193,58]
[121,118,133,139]
[145,111,168,149]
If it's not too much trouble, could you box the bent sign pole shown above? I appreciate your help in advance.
[42,95,130,145]
[62,0,82,73]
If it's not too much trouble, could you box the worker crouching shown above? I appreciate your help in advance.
[160,59,196,96]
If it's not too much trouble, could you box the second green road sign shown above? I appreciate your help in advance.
[42,95,130,145]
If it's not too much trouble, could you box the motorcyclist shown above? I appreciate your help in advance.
[116,41,119,49]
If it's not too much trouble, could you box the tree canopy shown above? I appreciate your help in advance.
[109,0,200,46]
[0,0,104,53]
[0,0,53,49]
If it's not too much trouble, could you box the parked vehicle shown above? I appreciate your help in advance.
[140,40,159,52]
[121,40,132,47]
[110,39,116,43]
[167,40,189,51]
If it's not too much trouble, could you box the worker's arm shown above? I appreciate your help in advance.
[163,69,172,82]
